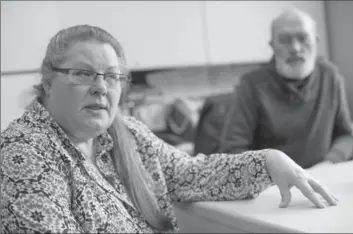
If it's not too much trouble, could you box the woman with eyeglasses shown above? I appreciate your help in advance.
[0,25,338,233]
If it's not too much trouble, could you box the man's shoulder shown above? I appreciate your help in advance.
[316,56,344,85]
[316,56,338,73]
[242,64,270,81]
[236,63,275,92]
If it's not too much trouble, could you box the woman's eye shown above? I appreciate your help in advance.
[118,74,128,82]
[107,73,128,82]
[106,73,119,80]
[73,70,93,77]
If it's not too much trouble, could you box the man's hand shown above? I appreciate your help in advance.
[326,148,346,163]
[265,149,339,208]
[311,160,332,169]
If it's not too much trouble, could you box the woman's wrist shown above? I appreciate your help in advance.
[264,149,282,182]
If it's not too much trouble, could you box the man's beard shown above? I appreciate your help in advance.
[275,56,316,80]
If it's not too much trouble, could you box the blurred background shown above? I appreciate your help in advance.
[1,1,352,153]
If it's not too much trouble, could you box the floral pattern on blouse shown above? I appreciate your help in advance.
[1,99,273,233]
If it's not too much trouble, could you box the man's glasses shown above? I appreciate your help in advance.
[51,66,129,87]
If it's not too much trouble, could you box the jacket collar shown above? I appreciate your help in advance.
[265,55,322,102]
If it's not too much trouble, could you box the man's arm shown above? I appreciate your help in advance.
[219,77,259,154]
[327,69,353,163]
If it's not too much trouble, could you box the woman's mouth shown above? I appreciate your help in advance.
[84,104,108,114]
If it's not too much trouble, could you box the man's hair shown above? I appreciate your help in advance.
[270,8,317,42]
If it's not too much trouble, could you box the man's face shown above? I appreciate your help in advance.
[271,16,318,80]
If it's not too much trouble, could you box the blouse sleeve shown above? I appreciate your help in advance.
[0,141,83,233]
[125,117,274,202]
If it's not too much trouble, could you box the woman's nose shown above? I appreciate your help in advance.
[90,75,107,96]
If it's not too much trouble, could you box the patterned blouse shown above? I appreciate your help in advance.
[1,99,273,233]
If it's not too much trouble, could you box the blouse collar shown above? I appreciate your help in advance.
[28,98,114,156]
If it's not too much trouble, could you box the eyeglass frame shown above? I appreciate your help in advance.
[50,66,130,87]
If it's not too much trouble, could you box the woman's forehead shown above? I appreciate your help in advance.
[63,41,127,71]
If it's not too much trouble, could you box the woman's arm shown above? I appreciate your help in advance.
[124,116,273,203]
[1,141,83,233]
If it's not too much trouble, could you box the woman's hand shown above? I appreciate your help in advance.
[265,149,339,208]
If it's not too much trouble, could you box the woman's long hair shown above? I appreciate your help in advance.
[33,25,173,230]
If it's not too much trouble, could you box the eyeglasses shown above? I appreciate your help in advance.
[277,33,310,46]
[51,66,129,87]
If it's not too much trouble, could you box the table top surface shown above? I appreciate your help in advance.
[183,161,353,233]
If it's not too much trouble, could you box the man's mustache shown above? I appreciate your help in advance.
[286,56,305,63]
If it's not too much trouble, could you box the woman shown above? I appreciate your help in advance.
[0,25,337,233]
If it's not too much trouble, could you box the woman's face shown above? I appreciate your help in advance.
[45,41,125,141]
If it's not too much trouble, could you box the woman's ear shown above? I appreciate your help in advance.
[42,80,51,96]
[269,40,275,50]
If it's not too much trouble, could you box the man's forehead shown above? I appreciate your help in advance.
[276,24,312,35]
[274,17,316,36]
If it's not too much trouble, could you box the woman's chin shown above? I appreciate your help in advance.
[82,118,110,133]
[77,110,113,133]
[84,108,108,117]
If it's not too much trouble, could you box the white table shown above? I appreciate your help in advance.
[174,161,353,233]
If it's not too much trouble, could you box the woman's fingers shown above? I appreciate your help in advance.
[332,194,339,203]
[278,185,292,208]
[266,150,337,209]
[308,179,338,206]
[294,178,326,208]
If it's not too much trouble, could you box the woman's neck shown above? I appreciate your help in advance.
[43,100,98,162]
[67,133,97,162]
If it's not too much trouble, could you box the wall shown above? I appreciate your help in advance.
[1,73,41,130]
[0,1,62,72]
[1,1,329,130]
[1,1,329,72]
[0,1,208,72]
[325,1,353,116]
[204,1,329,64]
